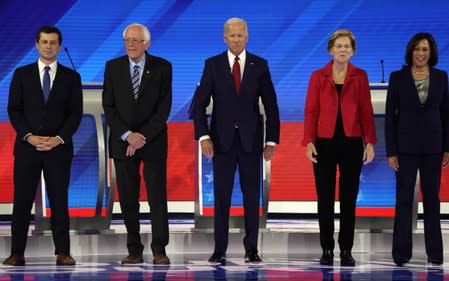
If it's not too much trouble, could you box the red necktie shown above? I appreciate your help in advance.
[232,56,241,94]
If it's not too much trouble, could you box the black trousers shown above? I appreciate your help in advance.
[313,137,363,251]
[212,131,261,254]
[11,147,72,255]
[392,153,443,263]
[114,155,169,256]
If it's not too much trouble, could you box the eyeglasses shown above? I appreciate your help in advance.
[123,38,146,45]
[333,44,352,50]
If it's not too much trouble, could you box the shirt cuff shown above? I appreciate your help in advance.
[265,141,276,146]
[121,131,132,142]
[199,135,210,142]
[55,136,64,144]
[23,133,32,141]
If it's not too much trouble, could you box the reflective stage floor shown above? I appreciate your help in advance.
[1,253,448,281]
[1,219,449,280]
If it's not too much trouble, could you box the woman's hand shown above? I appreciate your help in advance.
[306,142,317,163]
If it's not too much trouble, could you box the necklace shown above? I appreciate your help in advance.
[412,66,429,81]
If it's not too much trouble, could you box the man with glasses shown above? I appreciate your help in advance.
[4,25,82,266]
[102,23,172,265]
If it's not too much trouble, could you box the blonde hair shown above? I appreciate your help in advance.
[327,29,356,51]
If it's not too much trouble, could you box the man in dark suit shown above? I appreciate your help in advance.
[4,26,82,266]
[191,17,280,263]
[102,23,172,265]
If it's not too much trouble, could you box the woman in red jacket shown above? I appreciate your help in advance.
[302,29,377,266]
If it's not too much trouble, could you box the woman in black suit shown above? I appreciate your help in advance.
[385,32,449,266]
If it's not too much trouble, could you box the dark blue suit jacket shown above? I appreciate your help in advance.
[192,51,280,153]
[8,62,83,155]
[385,66,449,156]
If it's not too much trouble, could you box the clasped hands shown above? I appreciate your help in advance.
[126,132,146,156]
[200,139,276,161]
[27,135,62,151]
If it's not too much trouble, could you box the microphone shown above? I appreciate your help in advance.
[380,59,385,83]
[64,47,77,72]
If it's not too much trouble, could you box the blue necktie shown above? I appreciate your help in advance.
[43,66,51,102]
[131,65,140,100]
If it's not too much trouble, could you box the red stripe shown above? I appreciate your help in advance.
[356,207,395,217]
[202,207,263,216]
[45,208,108,217]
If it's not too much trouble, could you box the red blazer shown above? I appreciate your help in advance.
[302,61,377,146]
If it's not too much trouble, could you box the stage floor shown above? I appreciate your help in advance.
[0,252,447,281]
[0,219,448,280]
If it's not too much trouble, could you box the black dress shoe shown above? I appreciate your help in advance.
[244,250,262,263]
[427,258,443,265]
[340,250,355,266]
[394,259,409,267]
[319,250,334,266]
[208,252,226,263]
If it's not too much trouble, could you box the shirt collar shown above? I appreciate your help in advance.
[129,53,146,70]
[38,59,57,73]
[227,49,246,65]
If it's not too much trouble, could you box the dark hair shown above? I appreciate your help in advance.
[35,25,62,45]
[405,32,438,67]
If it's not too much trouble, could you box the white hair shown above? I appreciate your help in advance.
[123,23,151,42]
[224,17,248,35]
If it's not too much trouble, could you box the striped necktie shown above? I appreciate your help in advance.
[131,65,140,100]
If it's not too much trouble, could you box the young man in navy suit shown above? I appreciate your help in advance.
[4,26,82,266]
[191,17,280,263]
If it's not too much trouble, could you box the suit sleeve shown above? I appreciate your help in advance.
[358,70,377,145]
[102,61,131,138]
[259,61,280,143]
[7,69,30,140]
[302,71,320,146]
[441,71,449,152]
[57,71,83,141]
[139,61,173,141]
[192,60,214,139]
[385,72,399,157]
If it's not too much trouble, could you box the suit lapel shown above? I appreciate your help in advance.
[31,62,47,105]
[138,54,152,97]
[241,52,254,91]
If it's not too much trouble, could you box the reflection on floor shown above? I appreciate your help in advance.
[0,253,448,281]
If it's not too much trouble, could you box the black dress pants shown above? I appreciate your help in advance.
[313,137,363,251]
[11,147,72,255]
[114,155,169,256]
[392,153,443,263]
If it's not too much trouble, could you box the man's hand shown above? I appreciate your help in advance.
[263,145,276,161]
[200,139,214,158]
[31,136,62,151]
[388,156,399,172]
[127,132,146,149]
[126,145,137,157]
